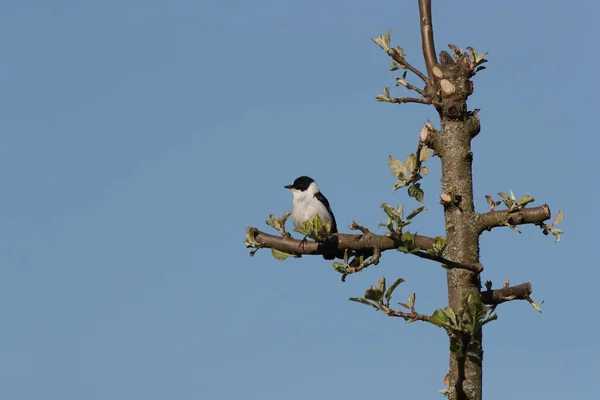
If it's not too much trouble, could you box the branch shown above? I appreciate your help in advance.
[387,50,428,83]
[412,251,483,273]
[478,204,551,234]
[250,229,435,256]
[385,309,431,323]
[390,96,432,105]
[481,282,531,305]
[418,0,438,76]
[343,248,381,279]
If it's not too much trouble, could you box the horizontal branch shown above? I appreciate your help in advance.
[390,96,432,105]
[251,229,435,256]
[478,204,551,234]
[481,282,531,305]
[385,309,431,323]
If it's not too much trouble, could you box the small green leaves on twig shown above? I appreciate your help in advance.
[379,203,426,234]
[398,292,416,313]
[430,293,497,334]
[333,248,381,281]
[541,209,564,242]
[428,236,447,257]
[349,276,391,311]
[447,44,488,76]
[388,152,428,201]
[294,214,334,242]
[376,86,393,103]
[397,231,419,254]
[497,190,535,212]
[266,211,292,238]
[372,29,392,52]
[350,277,428,324]
[484,191,537,232]
[485,195,501,211]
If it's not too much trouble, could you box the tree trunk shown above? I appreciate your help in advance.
[435,54,483,400]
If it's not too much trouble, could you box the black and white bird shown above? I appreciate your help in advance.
[284,176,337,234]
[285,176,338,260]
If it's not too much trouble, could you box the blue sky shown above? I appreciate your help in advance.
[1,0,598,399]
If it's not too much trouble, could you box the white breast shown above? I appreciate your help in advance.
[290,182,332,228]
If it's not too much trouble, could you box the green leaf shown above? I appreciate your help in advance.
[294,214,333,241]
[271,248,297,260]
[553,210,564,226]
[265,211,292,232]
[388,155,407,178]
[349,297,381,311]
[430,309,450,327]
[420,166,429,175]
[518,195,535,207]
[365,277,386,304]
[509,189,516,202]
[419,147,431,162]
[401,231,415,250]
[375,87,392,102]
[480,313,498,327]
[407,293,415,310]
[551,227,564,242]
[384,278,405,303]
[396,204,404,221]
[408,183,425,203]
[475,52,488,63]
[332,262,349,274]
[393,179,408,191]
[244,227,260,248]
[485,195,496,211]
[443,307,457,326]
[433,236,446,255]
[381,203,401,221]
[497,192,511,207]
[371,29,391,52]
[530,300,544,313]
[406,206,426,221]
[405,153,417,172]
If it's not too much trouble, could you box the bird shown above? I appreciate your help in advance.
[285,176,338,259]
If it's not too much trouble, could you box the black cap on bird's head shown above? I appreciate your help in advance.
[284,176,315,191]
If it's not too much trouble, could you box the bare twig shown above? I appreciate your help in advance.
[387,50,428,83]
[411,251,484,273]
[399,80,426,96]
[385,309,431,323]
[349,221,372,236]
[418,0,438,76]
[478,205,551,234]
[390,96,432,105]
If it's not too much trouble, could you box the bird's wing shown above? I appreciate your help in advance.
[315,191,337,233]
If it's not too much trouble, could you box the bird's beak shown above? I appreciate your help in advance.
[284,184,293,189]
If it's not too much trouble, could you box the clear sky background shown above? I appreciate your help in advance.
[1,1,598,399]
